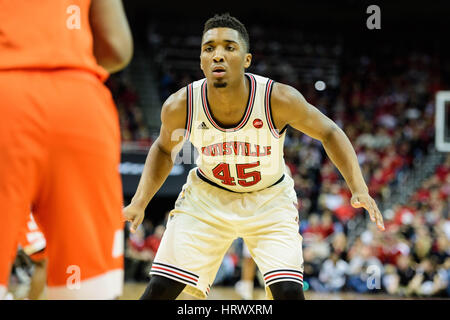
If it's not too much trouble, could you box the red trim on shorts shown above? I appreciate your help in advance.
[264,272,304,281]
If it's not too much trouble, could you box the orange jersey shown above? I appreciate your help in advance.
[0,0,108,81]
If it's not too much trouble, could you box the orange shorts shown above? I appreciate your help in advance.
[0,69,124,299]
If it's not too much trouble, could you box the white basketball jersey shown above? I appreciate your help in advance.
[184,73,287,193]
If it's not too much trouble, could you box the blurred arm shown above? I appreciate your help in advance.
[89,0,133,73]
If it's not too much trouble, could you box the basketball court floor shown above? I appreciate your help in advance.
[120,282,403,300]
[9,282,404,300]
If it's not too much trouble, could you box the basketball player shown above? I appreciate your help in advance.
[0,0,132,299]
[123,13,384,300]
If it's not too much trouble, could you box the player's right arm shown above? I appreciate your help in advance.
[89,0,133,73]
[123,88,187,233]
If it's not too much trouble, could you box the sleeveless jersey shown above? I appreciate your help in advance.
[0,0,108,81]
[185,73,288,193]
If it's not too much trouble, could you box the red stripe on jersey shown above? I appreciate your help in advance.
[264,79,281,138]
[184,84,193,140]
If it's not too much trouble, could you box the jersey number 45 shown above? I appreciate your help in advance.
[212,161,261,187]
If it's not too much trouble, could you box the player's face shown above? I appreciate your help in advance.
[200,28,252,88]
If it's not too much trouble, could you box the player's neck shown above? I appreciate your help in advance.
[207,75,249,115]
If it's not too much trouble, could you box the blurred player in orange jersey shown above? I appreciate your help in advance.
[0,0,133,299]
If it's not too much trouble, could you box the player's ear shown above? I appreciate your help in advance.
[244,53,252,69]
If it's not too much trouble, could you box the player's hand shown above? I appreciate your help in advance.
[123,203,145,234]
[351,193,385,231]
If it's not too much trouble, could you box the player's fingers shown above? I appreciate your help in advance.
[130,215,143,234]
[370,201,384,231]
[351,196,363,208]
[375,209,385,231]
[123,213,132,223]
[371,200,383,223]
[352,196,375,222]
[365,201,376,222]
[130,221,138,233]
[123,207,133,222]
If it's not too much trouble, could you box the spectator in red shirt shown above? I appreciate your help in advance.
[320,212,336,239]
[144,224,165,259]
[303,214,324,242]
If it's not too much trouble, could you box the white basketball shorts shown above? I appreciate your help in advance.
[150,167,304,299]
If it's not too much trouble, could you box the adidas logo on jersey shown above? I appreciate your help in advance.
[198,122,209,129]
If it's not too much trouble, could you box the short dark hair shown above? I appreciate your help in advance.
[203,13,250,52]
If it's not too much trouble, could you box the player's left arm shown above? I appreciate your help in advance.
[271,82,384,231]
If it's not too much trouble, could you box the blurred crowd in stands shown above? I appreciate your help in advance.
[283,44,449,298]
[106,73,152,147]
[300,154,450,298]
[124,219,166,282]
[117,22,449,298]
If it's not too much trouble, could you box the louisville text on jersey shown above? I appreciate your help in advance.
[201,141,271,157]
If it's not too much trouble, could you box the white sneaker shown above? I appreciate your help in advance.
[235,280,253,300]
